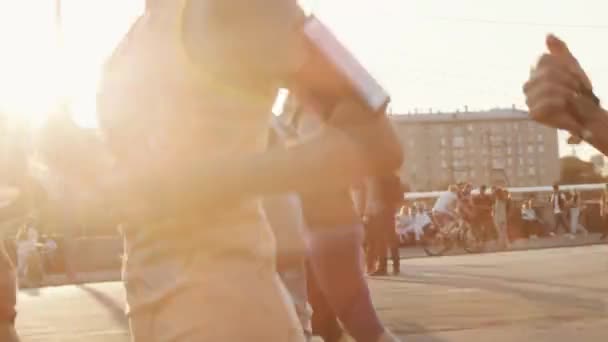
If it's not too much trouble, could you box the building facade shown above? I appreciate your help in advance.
[391,108,560,191]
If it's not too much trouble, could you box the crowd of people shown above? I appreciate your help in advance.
[395,183,608,250]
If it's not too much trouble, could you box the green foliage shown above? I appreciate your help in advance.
[559,156,607,185]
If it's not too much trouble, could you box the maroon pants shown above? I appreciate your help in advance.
[0,244,16,324]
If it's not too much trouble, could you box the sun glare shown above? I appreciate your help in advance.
[0,1,143,129]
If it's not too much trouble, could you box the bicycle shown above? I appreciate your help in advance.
[422,212,485,256]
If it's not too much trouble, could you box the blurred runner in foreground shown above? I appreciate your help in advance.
[0,190,20,342]
[97,0,402,341]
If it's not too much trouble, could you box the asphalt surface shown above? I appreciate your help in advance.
[15,245,608,341]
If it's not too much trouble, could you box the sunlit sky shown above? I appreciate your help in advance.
[1,0,607,160]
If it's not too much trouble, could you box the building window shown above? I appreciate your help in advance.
[455,172,468,182]
[467,124,474,132]
[528,167,536,176]
[452,136,465,148]
[528,158,535,165]
[538,145,545,153]
[441,160,448,169]
[507,158,513,166]
[492,158,505,169]
[441,137,447,146]
[537,133,543,142]
[527,145,535,153]
[489,135,504,145]
[507,147,512,155]
[519,157,524,166]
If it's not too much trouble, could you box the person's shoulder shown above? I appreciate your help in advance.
[181,0,304,62]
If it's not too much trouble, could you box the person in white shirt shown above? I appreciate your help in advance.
[395,206,412,238]
[396,205,429,243]
[411,204,431,241]
[432,185,458,227]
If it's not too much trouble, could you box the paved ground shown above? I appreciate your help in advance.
[398,232,606,259]
[15,245,608,341]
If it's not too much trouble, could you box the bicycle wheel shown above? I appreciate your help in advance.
[463,223,484,254]
[422,224,450,256]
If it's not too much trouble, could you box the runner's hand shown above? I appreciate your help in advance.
[524,34,603,137]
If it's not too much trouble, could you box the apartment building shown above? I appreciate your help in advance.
[391,108,560,191]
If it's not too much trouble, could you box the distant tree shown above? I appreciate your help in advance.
[559,156,607,185]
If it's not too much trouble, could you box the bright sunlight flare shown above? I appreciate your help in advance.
[0,0,143,128]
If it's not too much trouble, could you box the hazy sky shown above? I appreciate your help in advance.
[310,0,608,159]
[1,0,606,159]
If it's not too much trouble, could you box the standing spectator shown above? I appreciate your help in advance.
[458,184,475,221]
[473,185,496,242]
[366,175,403,276]
[493,187,510,250]
[568,190,588,237]
[599,184,608,240]
[550,184,569,235]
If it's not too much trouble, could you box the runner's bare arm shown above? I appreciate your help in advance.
[118,102,403,218]
[102,0,403,220]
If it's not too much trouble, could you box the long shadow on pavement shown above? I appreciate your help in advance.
[77,285,129,328]
[374,273,604,316]
[437,269,607,295]
[390,323,448,342]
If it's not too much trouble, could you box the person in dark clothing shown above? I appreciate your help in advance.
[295,109,398,341]
[601,184,608,240]
[306,261,343,342]
[0,195,20,342]
[473,185,495,242]
[366,175,403,276]
[0,242,18,342]
[550,184,569,235]
[1,119,27,341]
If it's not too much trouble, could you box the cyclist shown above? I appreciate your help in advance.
[431,185,459,228]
